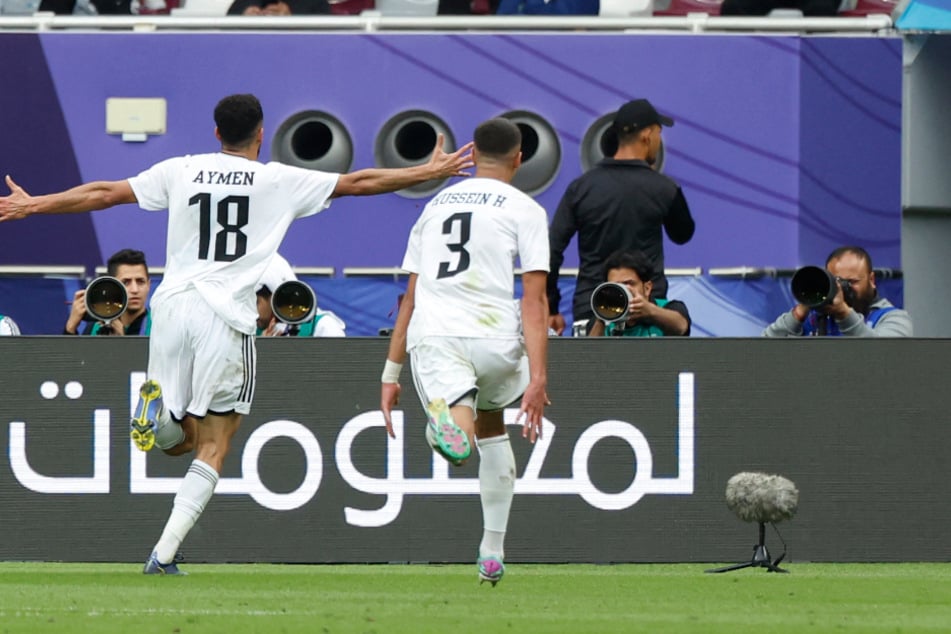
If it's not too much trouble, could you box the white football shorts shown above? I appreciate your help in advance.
[409,336,529,414]
[147,288,256,419]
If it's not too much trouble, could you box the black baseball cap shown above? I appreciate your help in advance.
[613,99,674,133]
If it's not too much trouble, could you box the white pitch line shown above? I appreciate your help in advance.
[0,607,318,618]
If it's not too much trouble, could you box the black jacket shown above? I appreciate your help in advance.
[548,158,695,321]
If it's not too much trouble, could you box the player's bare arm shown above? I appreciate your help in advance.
[0,175,137,222]
[380,274,418,439]
[332,134,474,198]
[518,269,550,443]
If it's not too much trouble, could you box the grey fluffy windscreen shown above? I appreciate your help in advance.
[725,472,799,523]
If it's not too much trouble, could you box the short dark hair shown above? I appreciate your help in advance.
[473,118,521,160]
[826,246,872,272]
[214,94,264,148]
[603,250,654,283]
[107,249,148,277]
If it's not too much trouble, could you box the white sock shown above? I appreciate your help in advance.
[144,397,184,450]
[153,459,218,564]
[477,434,515,559]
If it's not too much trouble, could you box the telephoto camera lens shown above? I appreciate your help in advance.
[791,266,838,308]
[83,276,128,322]
[590,282,633,323]
[271,280,316,325]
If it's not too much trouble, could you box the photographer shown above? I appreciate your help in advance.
[255,254,346,337]
[547,99,695,336]
[763,246,913,337]
[64,248,151,336]
[587,250,691,337]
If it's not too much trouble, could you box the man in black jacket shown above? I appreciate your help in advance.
[548,98,695,335]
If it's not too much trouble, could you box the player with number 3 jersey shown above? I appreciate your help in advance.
[380,118,550,587]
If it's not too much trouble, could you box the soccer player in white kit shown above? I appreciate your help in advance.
[380,118,550,586]
[0,93,474,574]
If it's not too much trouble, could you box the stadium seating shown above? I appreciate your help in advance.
[599,0,653,16]
[328,0,373,13]
[653,0,722,16]
[0,0,41,14]
[169,0,230,14]
[374,0,436,15]
[838,0,898,16]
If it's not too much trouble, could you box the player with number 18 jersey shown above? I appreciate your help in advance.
[129,152,338,335]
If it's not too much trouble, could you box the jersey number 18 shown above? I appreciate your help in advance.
[190,193,249,262]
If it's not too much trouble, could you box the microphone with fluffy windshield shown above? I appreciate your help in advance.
[707,472,799,574]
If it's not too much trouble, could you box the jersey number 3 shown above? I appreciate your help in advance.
[436,212,472,279]
[190,193,249,262]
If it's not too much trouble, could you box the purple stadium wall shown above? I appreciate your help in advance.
[0,32,902,274]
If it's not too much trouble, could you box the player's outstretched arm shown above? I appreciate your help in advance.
[332,134,474,198]
[518,270,550,443]
[0,175,136,222]
[381,274,418,439]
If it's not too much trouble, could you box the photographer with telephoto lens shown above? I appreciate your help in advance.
[254,254,346,337]
[63,248,152,336]
[587,250,690,337]
[763,246,913,337]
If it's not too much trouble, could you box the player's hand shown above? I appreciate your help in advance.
[548,313,566,336]
[0,175,32,223]
[381,382,401,439]
[516,380,549,443]
[427,134,474,179]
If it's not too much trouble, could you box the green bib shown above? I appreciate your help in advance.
[605,299,669,338]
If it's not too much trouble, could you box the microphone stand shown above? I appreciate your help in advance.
[705,522,789,574]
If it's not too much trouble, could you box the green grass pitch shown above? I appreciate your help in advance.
[1,562,949,633]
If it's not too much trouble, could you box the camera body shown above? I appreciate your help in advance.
[590,282,633,323]
[790,266,856,309]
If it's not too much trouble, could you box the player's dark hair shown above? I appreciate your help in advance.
[214,94,264,148]
[107,249,148,277]
[826,245,872,272]
[473,118,521,160]
[603,250,653,283]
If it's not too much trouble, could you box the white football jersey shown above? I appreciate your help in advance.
[129,153,338,334]
[403,177,549,349]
